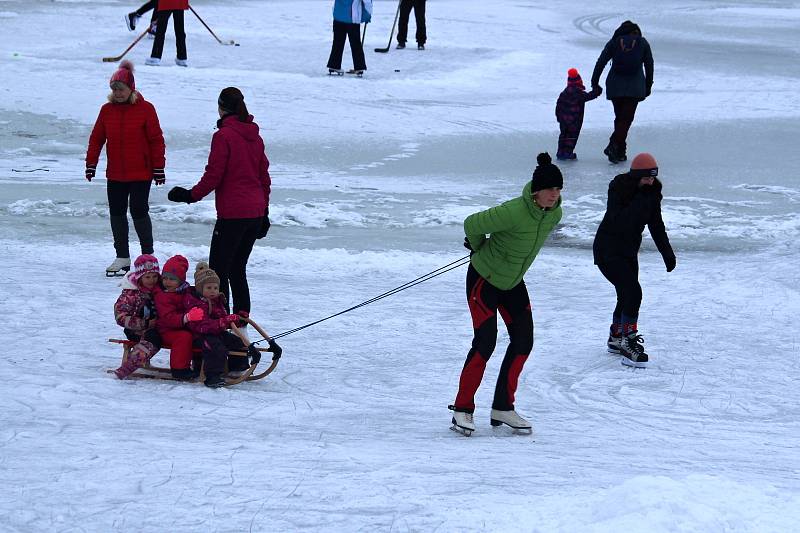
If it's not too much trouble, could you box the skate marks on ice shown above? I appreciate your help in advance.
[572,13,623,37]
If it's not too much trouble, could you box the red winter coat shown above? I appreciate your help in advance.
[86,93,165,182]
[157,0,189,11]
[182,288,229,337]
[189,115,271,219]
[154,282,190,334]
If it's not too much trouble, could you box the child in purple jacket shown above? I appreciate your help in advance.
[555,68,602,160]
[183,262,248,388]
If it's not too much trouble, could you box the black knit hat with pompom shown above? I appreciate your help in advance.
[530,152,563,192]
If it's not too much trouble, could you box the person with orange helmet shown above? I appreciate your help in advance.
[593,153,676,368]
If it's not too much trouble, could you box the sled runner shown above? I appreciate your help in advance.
[107,317,282,386]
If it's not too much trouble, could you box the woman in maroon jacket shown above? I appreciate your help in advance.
[168,87,271,318]
[86,60,166,276]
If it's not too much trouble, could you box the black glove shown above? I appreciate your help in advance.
[664,253,676,273]
[267,339,282,360]
[256,208,270,239]
[168,186,195,204]
[152,168,165,186]
[247,343,261,365]
[85,165,96,182]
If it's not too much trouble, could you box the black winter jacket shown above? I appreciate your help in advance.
[591,21,654,101]
[593,174,674,267]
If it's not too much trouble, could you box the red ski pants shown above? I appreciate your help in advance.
[160,329,194,370]
[453,265,533,413]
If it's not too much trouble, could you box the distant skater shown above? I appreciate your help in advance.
[591,20,654,163]
[125,1,157,36]
[396,0,426,50]
[146,0,189,67]
[327,0,372,75]
[555,68,602,160]
[593,153,676,368]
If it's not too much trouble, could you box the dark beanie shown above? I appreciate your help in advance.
[530,153,563,192]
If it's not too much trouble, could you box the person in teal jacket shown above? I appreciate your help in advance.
[327,0,372,75]
[449,153,563,436]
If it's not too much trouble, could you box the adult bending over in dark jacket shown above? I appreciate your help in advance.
[591,20,653,164]
[593,153,675,368]
[168,87,271,320]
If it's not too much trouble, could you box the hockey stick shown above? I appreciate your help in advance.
[374,0,401,53]
[101,23,152,62]
[189,5,238,46]
[362,22,367,43]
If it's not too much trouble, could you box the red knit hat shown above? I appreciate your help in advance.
[132,254,159,282]
[162,255,189,282]
[567,68,583,87]
[110,60,135,91]
[630,152,658,178]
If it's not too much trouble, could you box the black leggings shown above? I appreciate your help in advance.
[398,0,427,45]
[597,256,641,324]
[150,9,186,60]
[208,217,261,315]
[107,180,153,258]
[327,20,366,71]
[454,265,534,412]
[610,97,639,153]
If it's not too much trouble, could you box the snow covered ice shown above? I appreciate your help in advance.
[1,0,799,531]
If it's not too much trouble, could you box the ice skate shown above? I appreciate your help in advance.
[607,334,623,354]
[417,44,425,50]
[125,12,139,32]
[448,406,475,436]
[490,409,532,434]
[396,42,406,49]
[175,58,188,67]
[106,257,131,277]
[604,143,621,164]
[145,57,161,66]
[620,332,648,368]
[328,68,344,76]
[346,69,364,77]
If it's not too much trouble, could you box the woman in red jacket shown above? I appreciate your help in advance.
[86,60,166,276]
[146,0,189,67]
[168,87,271,318]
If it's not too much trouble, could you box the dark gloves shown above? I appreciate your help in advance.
[85,165,96,182]
[267,338,282,360]
[247,343,261,365]
[152,168,165,186]
[256,208,270,239]
[664,253,676,273]
[168,186,195,204]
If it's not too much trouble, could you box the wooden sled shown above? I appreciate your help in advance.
[107,317,281,386]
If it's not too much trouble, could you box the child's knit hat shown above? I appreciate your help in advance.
[194,261,220,292]
[567,68,583,88]
[132,254,160,283]
[162,255,189,282]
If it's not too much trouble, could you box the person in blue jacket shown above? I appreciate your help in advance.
[327,0,372,75]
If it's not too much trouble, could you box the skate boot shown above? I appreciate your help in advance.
[145,57,161,66]
[125,12,139,31]
[396,42,406,49]
[417,44,425,50]
[604,143,621,164]
[106,257,131,277]
[448,405,475,436]
[490,409,532,433]
[328,68,344,76]
[346,69,364,77]
[175,58,188,67]
[607,334,624,354]
[620,332,648,368]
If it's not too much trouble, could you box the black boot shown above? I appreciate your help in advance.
[204,373,226,388]
[171,368,196,381]
[604,143,621,164]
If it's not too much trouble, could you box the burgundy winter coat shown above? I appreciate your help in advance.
[86,92,165,182]
[154,282,190,334]
[114,273,161,333]
[555,85,602,127]
[182,288,230,336]
[189,114,271,219]
[157,0,189,11]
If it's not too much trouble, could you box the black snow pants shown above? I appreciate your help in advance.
[150,9,186,60]
[610,97,639,155]
[195,331,246,376]
[397,0,427,46]
[557,120,583,156]
[107,180,154,258]
[208,217,261,315]
[327,20,366,71]
[453,265,534,413]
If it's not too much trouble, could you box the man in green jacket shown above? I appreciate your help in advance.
[450,153,563,436]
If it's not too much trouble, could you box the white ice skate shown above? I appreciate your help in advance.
[106,257,131,277]
[490,409,532,434]
[175,58,188,67]
[145,57,161,66]
[607,335,623,354]
[449,409,475,437]
[620,333,648,368]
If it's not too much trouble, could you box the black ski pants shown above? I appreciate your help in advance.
[557,120,583,156]
[107,180,154,258]
[398,0,427,46]
[150,9,186,60]
[609,98,639,154]
[454,265,534,413]
[208,217,261,315]
[597,256,641,324]
[327,20,366,71]
[134,0,157,20]
[195,331,245,376]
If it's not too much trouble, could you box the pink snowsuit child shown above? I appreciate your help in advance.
[113,254,163,378]
[182,262,246,388]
